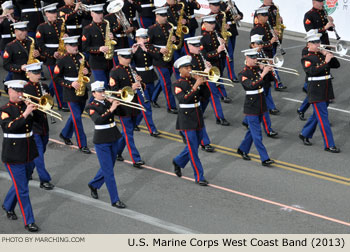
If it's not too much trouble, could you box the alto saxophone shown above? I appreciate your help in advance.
[104,19,117,60]
[175,2,189,48]
[27,37,40,64]
[57,18,66,56]
[163,23,177,62]
[75,53,90,96]
[221,11,232,45]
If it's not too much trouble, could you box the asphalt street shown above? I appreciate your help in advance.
[0,28,350,234]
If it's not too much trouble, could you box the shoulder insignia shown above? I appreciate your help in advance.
[175,87,182,94]
[3,51,9,59]
[1,112,9,120]
[35,31,41,39]
[304,61,311,68]
[59,11,65,17]
[305,19,311,25]
[109,77,116,87]
[242,76,248,82]
[254,17,258,25]
[54,65,60,74]
[82,35,87,42]
[89,109,95,115]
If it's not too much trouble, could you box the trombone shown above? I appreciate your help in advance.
[319,41,350,62]
[104,87,146,111]
[20,93,63,121]
[190,67,235,87]
[256,54,300,76]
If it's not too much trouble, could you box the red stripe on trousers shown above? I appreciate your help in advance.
[120,117,135,163]
[137,96,152,133]
[184,131,200,182]
[6,164,27,225]
[156,67,171,109]
[67,102,82,148]
[226,56,233,80]
[48,66,62,108]
[314,103,329,148]
[262,114,270,134]
[184,42,189,55]
[139,16,145,28]
[217,86,224,97]
[112,57,116,68]
[206,82,220,119]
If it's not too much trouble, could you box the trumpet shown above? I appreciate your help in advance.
[256,54,300,76]
[104,87,146,111]
[190,68,234,87]
[20,93,63,121]
[319,41,350,62]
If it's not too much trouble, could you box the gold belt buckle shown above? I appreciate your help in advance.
[145,66,149,71]
[109,123,114,128]
[26,133,30,137]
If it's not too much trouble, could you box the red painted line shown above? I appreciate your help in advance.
[48,138,350,228]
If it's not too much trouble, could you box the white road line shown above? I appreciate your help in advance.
[0,172,198,234]
[282,97,350,114]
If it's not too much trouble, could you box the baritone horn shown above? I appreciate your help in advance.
[104,87,146,111]
[20,93,63,121]
[190,67,235,87]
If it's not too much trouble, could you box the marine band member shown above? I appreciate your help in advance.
[16,0,44,38]
[135,0,156,29]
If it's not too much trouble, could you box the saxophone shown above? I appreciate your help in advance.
[175,2,189,49]
[274,5,286,41]
[75,53,90,96]
[27,37,39,64]
[57,18,66,56]
[163,23,177,62]
[104,19,117,60]
[221,11,232,45]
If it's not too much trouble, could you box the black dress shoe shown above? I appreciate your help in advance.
[25,223,39,232]
[133,160,145,168]
[150,131,161,137]
[325,146,340,153]
[40,182,55,190]
[59,133,73,145]
[134,125,140,131]
[173,160,182,177]
[267,131,278,138]
[80,146,91,154]
[275,86,287,91]
[221,97,232,103]
[116,155,124,161]
[269,109,280,115]
[216,118,230,126]
[262,159,275,166]
[299,134,312,146]
[58,107,70,112]
[112,200,126,209]
[232,78,240,83]
[88,184,98,199]
[242,121,249,130]
[201,144,215,152]
[195,179,209,186]
[2,205,17,220]
[237,148,251,161]
[151,101,160,108]
[297,109,306,121]
[167,108,178,114]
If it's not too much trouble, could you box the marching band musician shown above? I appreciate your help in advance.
[200,14,230,126]
[180,0,200,38]
[109,48,145,168]
[58,0,87,37]
[304,0,334,46]
[147,6,178,114]
[122,0,139,46]
[237,48,275,167]
[135,0,156,29]
[23,62,55,191]
[0,1,17,82]
[36,3,69,112]
[1,79,40,232]
[15,0,44,38]
[172,55,209,186]
[132,28,160,137]
[82,3,114,87]
[298,32,340,153]
[86,81,126,209]
[53,35,92,154]
[3,21,40,80]
[185,36,214,152]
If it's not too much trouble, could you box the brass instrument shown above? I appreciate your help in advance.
[107,0,134,40]
[163,22,177,62]
[190,68,234,87]
[27,37,40,65]
[20,93,63,121]
[227,0,241,27]
[57,18,66,56]
[175,2,189,48]
[319,41,350,62]
[104,19,117,60]
[274,5,286,41]
[220,11,232,45]
[214,30,232,62]
[104,87,146,111]
[75,53,90,96]
[130,64,148,102]
[256,54,299,76]
[266,20,286,55]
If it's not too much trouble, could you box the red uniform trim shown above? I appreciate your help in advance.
[156,67,172,109]
[184,131,200,182]
[119,117,135,163]
[67,102,82,148]
[313,103,329,148]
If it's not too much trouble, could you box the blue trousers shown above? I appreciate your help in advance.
[299,82,310,113]
[47,65,67,109]
[61,101,87,148]
[118,116,142,163]
[138,16,155,29]
[3,163,35,226]
[29,134,51,182]
[173,130,205,182]
[239,115,270,162]
[301,102,335,149]
[206,81,225,120]
[225,35,237,80]
[243,111,273,135]
[200,99,211,146]
[265,87,277,110]
[153,67,177,110]
[135,88,158,134]
[217,81,228,98]
[89,140,120,204]
[92,69,109,88]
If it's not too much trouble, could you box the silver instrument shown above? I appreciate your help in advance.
[107,0,134,40]
[130,65,148,103]
[267,20,286,55]
[227,0,241,27]
[214,31,232,62]
[319,41,350,62]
